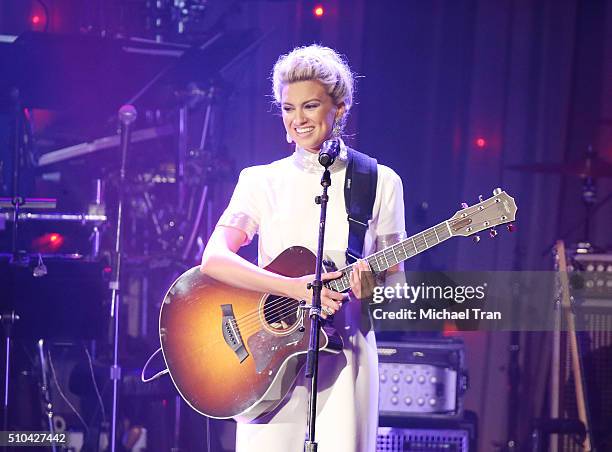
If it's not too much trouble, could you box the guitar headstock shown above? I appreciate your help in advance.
[448,189,517,239]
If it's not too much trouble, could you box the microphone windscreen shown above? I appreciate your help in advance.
[118,105,138,124]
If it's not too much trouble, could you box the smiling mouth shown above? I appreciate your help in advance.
[295,126,315,135]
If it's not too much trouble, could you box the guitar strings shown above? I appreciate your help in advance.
[225,261,360,331]
[224,199,503,333]
[227,288,342,333]
[224,270,353,328]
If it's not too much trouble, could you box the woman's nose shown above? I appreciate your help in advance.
[293,108,306,124]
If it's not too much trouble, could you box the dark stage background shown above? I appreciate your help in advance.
[1,0,612,451]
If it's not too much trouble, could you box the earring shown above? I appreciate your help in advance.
[286,132,293,144]
[332,120,342,138]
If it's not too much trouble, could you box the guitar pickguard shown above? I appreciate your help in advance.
[247,328,304,374]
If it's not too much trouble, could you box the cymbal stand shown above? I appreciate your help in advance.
[109,105,137,452]
[181,86,216,261]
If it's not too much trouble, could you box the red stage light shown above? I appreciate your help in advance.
[475,137,487,148]
[313,5,324,17]
[32,232,65,253]
[31,15,41,25]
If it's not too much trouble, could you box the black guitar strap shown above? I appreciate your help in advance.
[344,148,378,264]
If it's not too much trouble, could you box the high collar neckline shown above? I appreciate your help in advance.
[291,139,348,173]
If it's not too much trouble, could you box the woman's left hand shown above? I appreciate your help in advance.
[349,259,375,301]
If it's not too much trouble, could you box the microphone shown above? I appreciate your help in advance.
[318,138,340,167]
[118,104,137,125]
[117,105,137,180]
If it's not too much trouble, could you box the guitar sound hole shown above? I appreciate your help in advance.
[263,296,300,332]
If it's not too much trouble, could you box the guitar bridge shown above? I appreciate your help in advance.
[221,304,249,363]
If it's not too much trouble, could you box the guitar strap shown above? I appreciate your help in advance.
[344,148,378,264]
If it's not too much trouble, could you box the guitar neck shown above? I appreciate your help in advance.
[327,220,452,293]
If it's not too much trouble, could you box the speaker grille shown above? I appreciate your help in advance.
[377,427,468,452]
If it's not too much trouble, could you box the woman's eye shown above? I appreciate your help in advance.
[282,106,294,112]
[305,104,319,109]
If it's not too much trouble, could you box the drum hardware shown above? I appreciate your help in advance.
[89,179,106,259]
[37,124,175,167]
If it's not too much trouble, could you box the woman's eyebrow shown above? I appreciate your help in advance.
[282,98,321,106]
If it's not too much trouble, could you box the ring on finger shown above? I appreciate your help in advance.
[323,306,334,316]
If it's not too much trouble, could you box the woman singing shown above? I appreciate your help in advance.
[201,44,406,452]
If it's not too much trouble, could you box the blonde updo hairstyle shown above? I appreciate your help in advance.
[272,44,354,137]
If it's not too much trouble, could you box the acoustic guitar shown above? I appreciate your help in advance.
[159,189,517,420]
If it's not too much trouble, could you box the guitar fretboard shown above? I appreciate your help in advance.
[326,221,452,293]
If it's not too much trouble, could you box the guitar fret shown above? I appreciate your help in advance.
[414,234,427,252]
[436,222,450,241]
[428,228,438,244]
[384,249,394,268]
[405,239,416,257]
[387,249,395,266]
[343,271,351,290]
[382,251,389,268]
[394,243,406,261]
[334,220,462,293]
[370,254,380,272]
[374,254,383,271]
[444,220,452,237]
[426,228,438,244]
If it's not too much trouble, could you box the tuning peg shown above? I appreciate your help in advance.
[507,223,515,232]
[478,195,484,202]
[489,228,498,238]
[493,188,502,196]
[473,235,481,243]
[461,202,469,209]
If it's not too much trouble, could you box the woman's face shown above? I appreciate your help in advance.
[281,80,344,153]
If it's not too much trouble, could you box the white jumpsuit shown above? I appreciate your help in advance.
[217,143,406,452]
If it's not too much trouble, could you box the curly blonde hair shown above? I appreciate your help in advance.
[271,44,355,135]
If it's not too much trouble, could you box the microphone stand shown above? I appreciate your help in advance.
[109,105,137,452]
[303,143,337,452]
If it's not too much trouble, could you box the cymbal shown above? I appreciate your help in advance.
[507,155,612,178]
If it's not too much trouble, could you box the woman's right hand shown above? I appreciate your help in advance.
[285,271,346,318]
